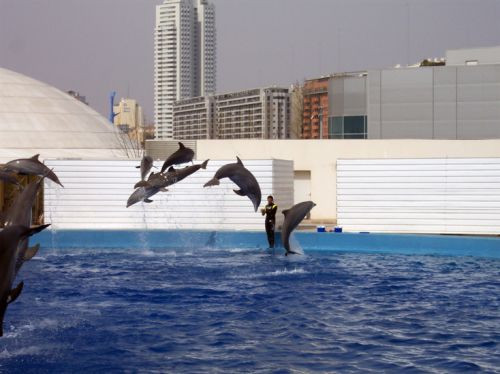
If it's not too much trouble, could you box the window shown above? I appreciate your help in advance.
[328,116,367,139]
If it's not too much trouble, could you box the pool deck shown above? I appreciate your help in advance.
[34,230,500,259]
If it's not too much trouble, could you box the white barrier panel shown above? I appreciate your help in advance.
[337,158,500,235]
[44,159,293,230]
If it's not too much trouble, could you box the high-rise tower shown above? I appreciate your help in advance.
[154,0,216,139]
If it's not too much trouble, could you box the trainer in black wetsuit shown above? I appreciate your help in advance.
[261,195,277,248]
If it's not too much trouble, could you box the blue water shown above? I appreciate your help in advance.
[1,247,499,373]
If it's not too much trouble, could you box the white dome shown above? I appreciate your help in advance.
[0,67,129,162]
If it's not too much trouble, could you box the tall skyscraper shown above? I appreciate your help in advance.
[154,0,216,139]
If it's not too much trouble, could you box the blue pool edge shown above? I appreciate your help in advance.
[33,230,500,259]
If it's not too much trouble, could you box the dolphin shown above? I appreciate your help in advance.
[0,171,20,186]
[2,178,44,274]
[134,155,154,188]
[2,154,63,187]
[160,142,195,173]
[126,185,165,208]
[281,201,316,255]
[0,224,50,337]
[136,160,209,189]
[136,171,169,189]
[203,157,261,212]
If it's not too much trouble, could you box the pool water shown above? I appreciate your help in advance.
[1,247,499,373]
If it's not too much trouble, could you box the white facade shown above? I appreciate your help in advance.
[196,139,500,222]
[154,0,216,140]
[337,158,500,235]
[44,159,293,230]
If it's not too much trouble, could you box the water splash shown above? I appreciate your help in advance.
[288,232,304,255]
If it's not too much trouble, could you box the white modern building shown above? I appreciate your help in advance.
[0,67,127,163]
[154,0,216,140]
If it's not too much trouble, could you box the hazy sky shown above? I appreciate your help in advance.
[1,0,499,121]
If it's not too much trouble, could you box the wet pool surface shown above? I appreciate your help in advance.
[1,247,499,373]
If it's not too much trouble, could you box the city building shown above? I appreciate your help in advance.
[172,96,214,139]
[171,87,290,140]
[300,47,500,140]
[328,72,367,139]
[113,98,145,144]
[215,87,289,139]
[154,0,216,140]
[301,77,329,139]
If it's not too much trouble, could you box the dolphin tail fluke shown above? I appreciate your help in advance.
[134,180,150,189]
[201,159,209,169]
[24,244,40,261]
[203,177,220,187]
[7,282,24,304]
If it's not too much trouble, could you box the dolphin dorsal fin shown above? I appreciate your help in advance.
[282,209,290,217]
[168,166,175,172]
[236,156,243,166]
[30,154,40,161]
[178,142,185,149]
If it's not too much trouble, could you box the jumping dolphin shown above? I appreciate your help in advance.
[203,157,261,212]
[126,185,165,208]
[136,160,209,189]
[0,224,50,337]
[0,171,20,186]
[134,155,154,188]
[2,178,44,274]
[281,201,316,255]
[2,154,63,187]
[160,142,195,173]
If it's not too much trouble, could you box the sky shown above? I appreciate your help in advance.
[1,0,499,121]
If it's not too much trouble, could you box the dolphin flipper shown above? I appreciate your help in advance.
[7,282,24,304]
[233,189,246,196]
[144,199,153,203]
[24,243,40,261]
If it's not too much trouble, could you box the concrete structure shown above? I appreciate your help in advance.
[44,159,293,231]
[154,0,216,140]
[172,87,290,139]
[446,46,500,66]
[172,96,214,139]
[196,139,500,223]
[0,67,127,163]
[113,98,145,144]
[337,158,500,235]
[368,64,500,139]
[302,77,329,139]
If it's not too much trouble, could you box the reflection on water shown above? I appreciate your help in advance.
[1,248,499,372]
